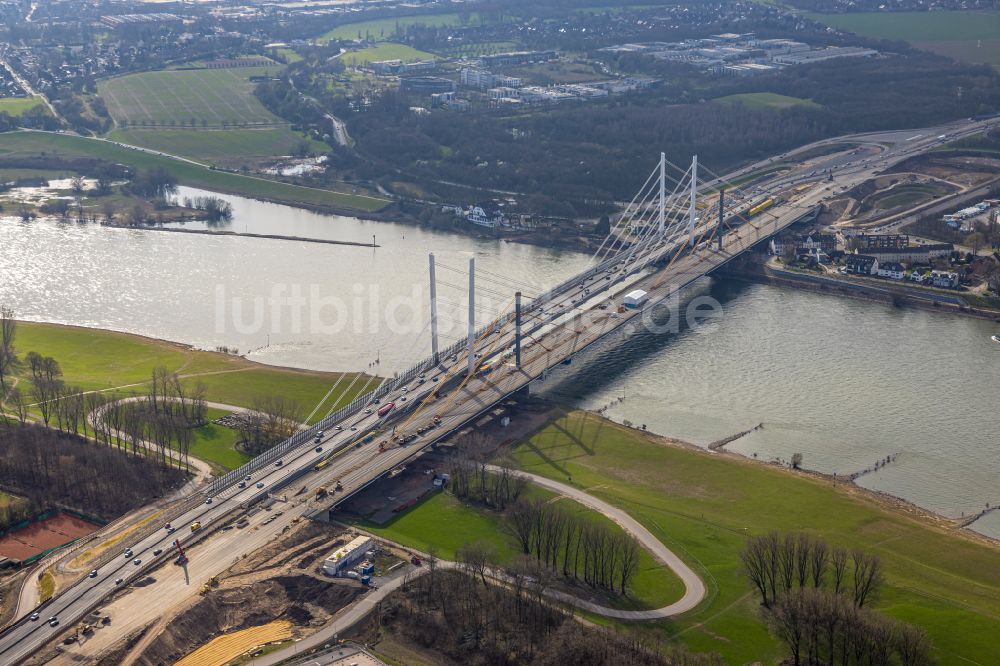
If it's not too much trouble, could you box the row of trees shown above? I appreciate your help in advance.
[740,531,883,609]
[380,565,721,666]
[768,587,932,666]
[741,531,932,665]
[445,438,643,596]
[506,496,641,594]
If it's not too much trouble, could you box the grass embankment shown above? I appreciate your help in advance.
[107,129,326,169]
[0,491,27,511]
[713,92,819,110]
[0,97,49,117]
[805,10,1000,69]
[0,131,389,212]
[37,570,54,603]
[6,322,379,467]
[508,411,1000,665]
[358,483,685,611]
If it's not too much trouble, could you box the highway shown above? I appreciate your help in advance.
[1,115,995,664]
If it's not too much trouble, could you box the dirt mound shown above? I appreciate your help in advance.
[133,574,363,665]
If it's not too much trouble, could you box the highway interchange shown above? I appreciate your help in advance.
[0,115,995,664]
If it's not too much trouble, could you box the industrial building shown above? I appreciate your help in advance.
[321,536,373,576]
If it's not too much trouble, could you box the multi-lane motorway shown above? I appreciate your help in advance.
[1,115,995,664]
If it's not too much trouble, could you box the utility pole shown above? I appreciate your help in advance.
[688,154,698,245]
[658,151,666,236]
[428,253,439,364]
[467,257,475,377]
[515,291,522,368]
[717,187,725,251]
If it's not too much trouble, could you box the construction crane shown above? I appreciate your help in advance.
[172,538,188,567]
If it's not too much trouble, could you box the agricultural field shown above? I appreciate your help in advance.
[0,131,389,211]
[98,66,284,128]
[317,12,480,43]
[358,483,685,611]
[106,128,326,168]
[806,10,1000,69]
[0,96,48,117]
[505,411,1000,665]
[340,43,436,67]
[713,92,819,110]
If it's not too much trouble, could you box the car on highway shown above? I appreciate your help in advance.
[350,426,357,431]
[245,475,252,481]
[124,549,133,558]
[29,613,39,621]
[364,408,372,414]
[317,430,324,438]
[275,460,283,467]
[48,618,58,628]
[88,569,98,578]
[238,481,246,488]
[132,558,141,566]
[205,497,213,505]
[153,548,162,556]
[115,578,123,585]
[166,526,175,534]
[256,482,265,489]
[315,446,323,453]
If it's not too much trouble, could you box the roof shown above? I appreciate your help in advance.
[845,254,877,265]
[880,262,904,271]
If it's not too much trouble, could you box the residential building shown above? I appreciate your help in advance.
[480,50,557,67]
[877,262,905,280]
[862,234,909,250]
[467,203,505,228]
[931,270,961,288]
[844,254,879,275]
[865,244,953,263]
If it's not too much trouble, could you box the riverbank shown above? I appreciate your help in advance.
[718,260,1000,322]
[508,408,1000,664]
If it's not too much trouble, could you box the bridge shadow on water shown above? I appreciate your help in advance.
[540,277,751,406]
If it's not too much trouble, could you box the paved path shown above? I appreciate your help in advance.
[255,468,706,665]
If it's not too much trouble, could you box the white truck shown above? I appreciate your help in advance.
[623,289,648,309]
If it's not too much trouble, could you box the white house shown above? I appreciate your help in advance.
[877,262,905,280]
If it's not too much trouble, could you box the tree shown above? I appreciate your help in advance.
[851,550,883,608]
[0,305,17,391]
[791,452,803,469]
[965,231,986,256]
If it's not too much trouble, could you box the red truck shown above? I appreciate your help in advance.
[377,402,395,418]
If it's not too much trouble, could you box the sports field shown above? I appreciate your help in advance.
[806,10,1000,68]
[98,67,283,128]
[0,512,101,561]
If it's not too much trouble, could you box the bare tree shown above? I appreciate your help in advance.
[851,550,883,608]
[830,546,849,595]
[0,305,17,392]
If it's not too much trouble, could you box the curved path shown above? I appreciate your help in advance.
[252,467,706,666]
[491,465,706,619]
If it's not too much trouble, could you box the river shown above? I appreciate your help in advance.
[1,186,997,536]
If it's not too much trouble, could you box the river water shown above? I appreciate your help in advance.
[1,186,997,536]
